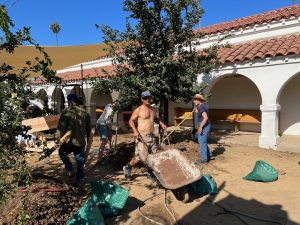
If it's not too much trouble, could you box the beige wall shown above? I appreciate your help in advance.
[207,75,262,132]
[208,76,261,109]
[168,101,194,126]
[90,91,113,108]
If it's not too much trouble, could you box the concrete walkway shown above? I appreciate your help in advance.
[208,130,300,153]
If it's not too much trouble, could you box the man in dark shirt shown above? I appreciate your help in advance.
[55,93,91,186]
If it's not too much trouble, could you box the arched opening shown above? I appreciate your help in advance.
[90,89,113,119]
[278,72,300,135]
[35,89,49,113]
[208,74,262,132]
[51,87,65,114]
[70,85,86,106]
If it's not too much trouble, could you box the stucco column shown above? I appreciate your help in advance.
[259,104,281,150]
[86,102,97,126]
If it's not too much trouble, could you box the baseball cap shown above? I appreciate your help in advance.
[67,93,79,102]
[141,91,153,98]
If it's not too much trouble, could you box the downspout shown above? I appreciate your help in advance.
[81,64,84,105]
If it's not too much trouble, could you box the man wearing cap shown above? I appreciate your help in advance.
[123,91,167,180]
[55,93,91,186]
[193,93,214,165]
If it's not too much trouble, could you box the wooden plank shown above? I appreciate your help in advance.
[179,111,193,119]
[210,109,261,123]
[22,115,60,133]
[96,108,104,113]
[174,108,193,126]
[238,113,261,123]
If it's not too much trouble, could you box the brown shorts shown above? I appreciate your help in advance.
[134,133,157,162]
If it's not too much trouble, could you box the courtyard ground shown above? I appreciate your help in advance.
[0,128,300,225]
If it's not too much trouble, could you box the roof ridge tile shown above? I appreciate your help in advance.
[196,4,300,35]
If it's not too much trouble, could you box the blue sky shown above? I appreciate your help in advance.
[6,0,298,46]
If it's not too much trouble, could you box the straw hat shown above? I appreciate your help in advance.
[192,94,206,102]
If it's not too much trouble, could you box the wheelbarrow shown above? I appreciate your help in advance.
[147,148,202,203]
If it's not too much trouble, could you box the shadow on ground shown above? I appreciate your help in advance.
[179,182,298,225]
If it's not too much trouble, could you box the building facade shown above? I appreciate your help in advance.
[32,5,300,150]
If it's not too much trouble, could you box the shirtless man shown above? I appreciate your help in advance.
[123,91,167,180]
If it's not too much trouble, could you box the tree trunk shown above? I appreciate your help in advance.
[55,34,58,47]
[160,99,168,125]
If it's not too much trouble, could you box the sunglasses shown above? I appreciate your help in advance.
[142,96,152,100]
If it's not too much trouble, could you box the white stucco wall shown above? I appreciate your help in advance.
[279,73,300,135]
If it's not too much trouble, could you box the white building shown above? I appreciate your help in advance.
[32,5,300,150]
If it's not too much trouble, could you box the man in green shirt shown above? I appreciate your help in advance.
[55,93,91,186]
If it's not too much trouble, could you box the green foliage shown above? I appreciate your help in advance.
[49,22,61,47]
[0,4,59,204]
[35,89,53,115]
[17,204,30,225]
[95,0,221,111]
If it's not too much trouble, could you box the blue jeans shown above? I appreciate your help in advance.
[96,123,109,140]
[197,123,213,162]
[59,145,85,182]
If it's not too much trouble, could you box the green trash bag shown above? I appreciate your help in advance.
[91,180,129,216]
[187,174,218,195]
[243,160,278,182]
[66,197,105,225]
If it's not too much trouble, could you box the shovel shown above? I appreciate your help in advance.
[39,131,71,160]
[159,109,195,148]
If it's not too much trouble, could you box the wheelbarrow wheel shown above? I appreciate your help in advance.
[172,186,189,203]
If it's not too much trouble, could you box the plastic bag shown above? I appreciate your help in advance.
[187,174,218,195]
[243,160,278,182]
[91,180,129,216]
[66,197,104,225]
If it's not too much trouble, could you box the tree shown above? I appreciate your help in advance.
[49,22,61,47]
[96,0,221,115]
[0,4,60,204]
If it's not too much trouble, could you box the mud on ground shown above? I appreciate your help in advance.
[1,128,300,225]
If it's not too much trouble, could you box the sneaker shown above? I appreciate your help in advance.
[209,156,216,160]
[194,160,207,165]
[123,165,132,180]
[74,180,85,190]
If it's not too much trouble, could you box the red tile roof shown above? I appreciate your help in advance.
[57,65,115,81]
[33,34,300,84]
[217,34,300,63]
[196,4,300,35]
[31,65,115,84]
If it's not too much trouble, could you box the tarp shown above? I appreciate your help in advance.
[66,198,104,225]
[91,180,129,216]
